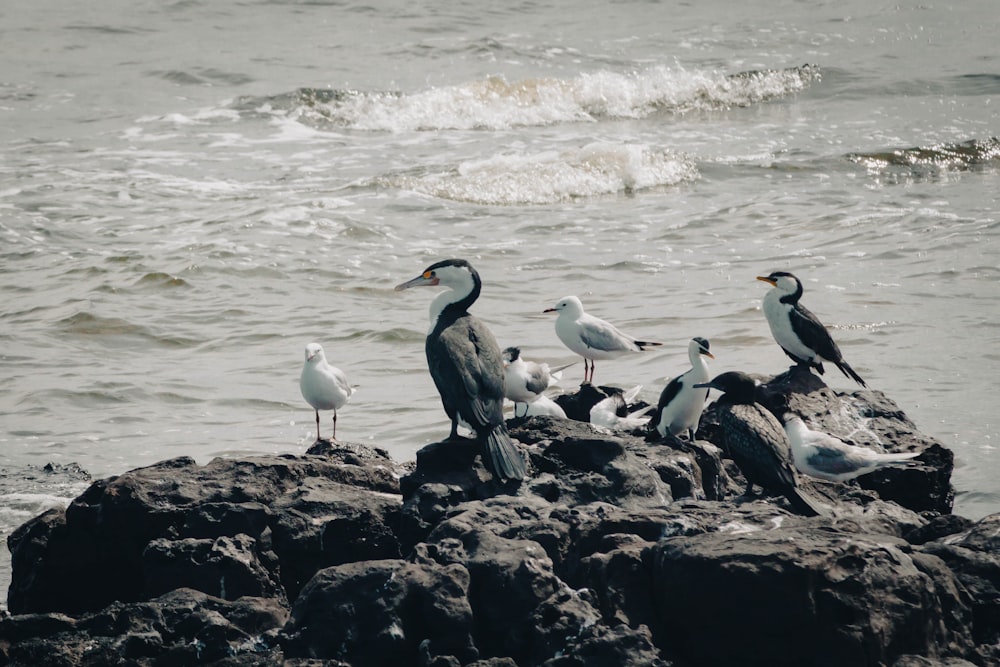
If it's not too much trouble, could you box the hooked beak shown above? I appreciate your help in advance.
[756,275,777,286]
[702,351,716,359]
[395,274,439,291]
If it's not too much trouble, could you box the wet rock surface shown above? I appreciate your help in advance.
[3,372,996,666]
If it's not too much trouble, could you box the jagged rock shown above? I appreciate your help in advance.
[282,559,478,665]
[649,527,974,666]
[6,443,403,615]
[0,588,286,667]
[1,371,985,666]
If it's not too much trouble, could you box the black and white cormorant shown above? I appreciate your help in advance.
[694,371,826,517]
[782,413,920,482]
[544,295,662,384]
[650,337,714,441]
[757,271,866,387]
[395,259,527,482]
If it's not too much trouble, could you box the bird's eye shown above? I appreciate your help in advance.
[424,271,434,279]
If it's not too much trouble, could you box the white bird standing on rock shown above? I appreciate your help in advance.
[544,295,662,385]
[782,413,920,482]
[502,346,567,418]
[300,342,353,442]
[651,337,714,441]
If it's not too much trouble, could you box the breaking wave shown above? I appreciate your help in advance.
[236,64,820,132]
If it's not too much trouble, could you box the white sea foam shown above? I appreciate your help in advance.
[381,142,697,204]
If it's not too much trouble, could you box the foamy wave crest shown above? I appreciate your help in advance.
[253,64,819,132]
[377,143,698,204]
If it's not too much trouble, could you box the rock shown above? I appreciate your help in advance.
[6,444,403,615]
[649,527,974,666]
[2,371,985,666]
[282,559,478,665]
[0,588,287,667]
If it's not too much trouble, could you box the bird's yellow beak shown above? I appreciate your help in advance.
[756,275,777,286]
[395,271,439,291]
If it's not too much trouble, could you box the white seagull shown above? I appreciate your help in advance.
[651,337,714,441]
[544,295,661,384]
[300,342,354,442]
[502,346,567,418]
[783,413,920,482]
[590,385,654,430]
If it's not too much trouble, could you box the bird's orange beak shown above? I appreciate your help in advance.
[756,275,777,286]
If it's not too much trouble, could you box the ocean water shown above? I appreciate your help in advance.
[2,0,998,601]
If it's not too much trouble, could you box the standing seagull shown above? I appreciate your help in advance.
[300,342,353,442]
[651,337,714,441]
[694,371,826,517]
[502,346,567,418]
[757,271,866,386]
[544,295,661,384]
[783,413,920,482]
[395,259,527,482]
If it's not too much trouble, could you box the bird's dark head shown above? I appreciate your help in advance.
[395,258,479,292]
[693,370,759,403]
[692,336,714,359]
[756,271,801,296]
[502,346,521,364]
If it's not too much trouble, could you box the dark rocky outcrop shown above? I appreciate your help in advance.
[3,372,997,666]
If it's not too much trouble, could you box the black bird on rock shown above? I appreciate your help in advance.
[694,371,826,517]
[395,258,527,482]
[757,271,867,387]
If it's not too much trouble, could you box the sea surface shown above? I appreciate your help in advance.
[2,0,998,603]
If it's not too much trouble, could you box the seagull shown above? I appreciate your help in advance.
[782,413,920,482]
[590,385,653,430]
[502,346,567,418]
[523,394,568,419]
[694,371,826,516]
[757,271,867,386]
[395,259,527,482]
[651,337,714,441]
[300,342,353,442]
[544,295,662,384]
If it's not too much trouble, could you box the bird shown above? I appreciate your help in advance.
[395,258,527,482]
[300,342,353,442]
[650,337,714,441]
[502,346,567,418]
[693,371,826,517]
[589,385,654,430]
[782,413,920,482]
[544,295,662,384]
[522,394,568,419]
[756,271,867,386]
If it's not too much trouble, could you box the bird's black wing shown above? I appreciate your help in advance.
[721,403,798,489]
[790,303,866,386]
[788,303,843,363]
[426,313,505,431]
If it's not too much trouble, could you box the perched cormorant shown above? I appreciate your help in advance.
[651,337,714,441]
[544,295,661,384]
[300,342,353,442]
[782,413,920,482]
[502,346,566,418]
[694,371,826,517]
[756,271,867,387]
[395,259,527,482]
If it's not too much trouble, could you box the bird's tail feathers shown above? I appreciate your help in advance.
[837,361,867,387]
[635,340,663,351]
[484,424,527,482]
[784,487,827,517]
